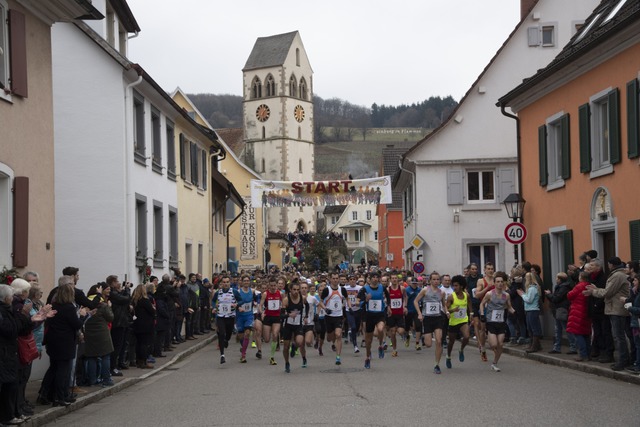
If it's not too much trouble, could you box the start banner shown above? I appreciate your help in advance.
[251,176,392,207]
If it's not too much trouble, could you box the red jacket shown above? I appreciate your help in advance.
[566,281,591,336]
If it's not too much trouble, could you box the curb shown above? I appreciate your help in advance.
[25,335,216,427]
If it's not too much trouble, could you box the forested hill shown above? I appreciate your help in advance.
[188,93,457,141]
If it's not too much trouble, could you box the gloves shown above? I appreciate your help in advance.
[480,314,487,323]
[325,309,332,315]
[624,302,632,310]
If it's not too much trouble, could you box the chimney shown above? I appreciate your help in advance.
[520,0,537,21]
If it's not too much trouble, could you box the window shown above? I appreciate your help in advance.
[153,201,163,267]
[541,25,555,47]
[197,243,203,275]
[135,194,147,264]
[190,142,198,186]
[528,23,556,47]
[261,158,265,173]
[262,127,266,139]
[226,199,236,220]
[627,79,640,159]
[166,121,176,180]
[374,231,378,241]
[467,171,494,202]
[331,216,337,225]
[580,88,620,177]
[265,74,276,96]
[179,133,190,181]
[133,91,145,164]
[1,5,27,99]
[630,220,640,262]
[201,149,207,190]
[352,211,358,221]
[151,108,162,173]
[0,1,10,94]
[299,78,308,100]
[185,242,192,275]
[603,0,628,25]
[539,113,570,189]
[366,210,372,221]
[542,230,574,291]
[0,163,13,268]
[106,6,115,46]
[354,229,362,242]
[169,207,178,267]
[403,184,414,220]
[299,158,302,173]
[251,76,262,99]
[468,244,496,270]
[289,75,297,98]
[296,48,300,66]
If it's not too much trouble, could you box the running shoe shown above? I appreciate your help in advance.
[354,345,360,354]
[285,362,291,373]
[415,344,422,351]
[314,340,318,349]
[378,346,385,359]
[256,350,262,359]
[392,350,398,357]
[434,365,441,374]
[383,343,388,351]
[240,356,247,363]
[290,345,296,358]
[491,363,501,372]
[302,358,308,368]
[332,344,337,352]
[220,355,226,365]
[364,358,371,369]
[361,339,366,347]
[251,341,257,348]
[318,348,324,356]
[445,357,452,369]
[459,350,465,362]
[481,351,488,362]
[335,356,341,365]
[269,357,277,366]
[404,336,410,348]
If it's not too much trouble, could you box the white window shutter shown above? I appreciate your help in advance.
[447,169,464,205]
[528,27,540,46]
[497,168,516,203]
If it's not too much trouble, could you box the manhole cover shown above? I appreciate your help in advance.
[319,367,364,373]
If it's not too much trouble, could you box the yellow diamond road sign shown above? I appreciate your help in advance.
[410,235,425,250]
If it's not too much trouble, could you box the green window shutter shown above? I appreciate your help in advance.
[562,229,574,268]
[627,79,640,159]
[538,125,548,186]
[609,88,621,164]
[579,103,591,173]
[561,114,571,180]
[631,220,640,262]
[541,233,552,291]
[179,133,186,180]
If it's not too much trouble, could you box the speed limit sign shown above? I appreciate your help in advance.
[504,222,527,245]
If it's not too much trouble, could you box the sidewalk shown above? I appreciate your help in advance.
[22,333,217,427]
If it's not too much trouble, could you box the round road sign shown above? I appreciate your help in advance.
[413,261,425,274]
[504,222,527,245]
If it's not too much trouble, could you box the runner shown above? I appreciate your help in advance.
[415,271,450,374]
[281,280,310,373]
[314,280,327,355]
[356,270,389,369]
[439,274,454,346]
[321,272,349,365]
[251,279,263,359]
[404,276,423,350]
[211,275,238,364]
[301,281,322,352]
[345,275,363,353]
[474,262,495,362]
[445,275,472,369]
[479,271,515,372]
[234,274,256,363]
[259,276,283,366]
[386,274,407,357]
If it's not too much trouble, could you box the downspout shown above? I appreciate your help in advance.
[226,186,245,272]
[499,103,525,261]
[212,192,230,271]
[209,148,223,274]
[398,159,417,269]
[124,70,143,280]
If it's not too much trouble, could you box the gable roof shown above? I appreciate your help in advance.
[215,128,245,157]
[243,31,298,71]
[323,205,347,215]
[499,0,640,106]
[108,0,141,33]
[401,1,540,160]
[382,146,409,209]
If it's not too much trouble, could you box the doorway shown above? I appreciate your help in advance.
[602,231,616,274]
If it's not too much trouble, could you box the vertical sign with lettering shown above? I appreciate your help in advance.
[240,196,257,260]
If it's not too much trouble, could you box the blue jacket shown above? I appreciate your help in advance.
[522,286,540,312]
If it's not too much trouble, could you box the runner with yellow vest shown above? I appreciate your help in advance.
[445,275,473,369]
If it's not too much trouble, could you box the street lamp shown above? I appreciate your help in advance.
[503,193,526,266]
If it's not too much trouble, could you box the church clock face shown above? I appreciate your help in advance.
[294,105,305,122]
[256,104,270,122]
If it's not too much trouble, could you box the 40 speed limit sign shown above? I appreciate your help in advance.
[504,222,527,245]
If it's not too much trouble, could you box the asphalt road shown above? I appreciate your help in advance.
[44,338,640,427]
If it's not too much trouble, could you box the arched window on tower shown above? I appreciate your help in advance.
[298,126,301,139]
[296,48,300,66]
[251,76,262,99]
[289,75,297,98]
[299,158,302,173]
[261,158,265,173]
[265,74,276,97]
[299,77,308,100]
[262,126,266,139]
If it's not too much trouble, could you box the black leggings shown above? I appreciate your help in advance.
[216,317,235,355]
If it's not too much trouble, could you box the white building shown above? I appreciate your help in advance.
[394,0,599,274]
[323,204,379,266]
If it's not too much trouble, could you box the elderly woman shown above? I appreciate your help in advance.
[42,284,88,407]
[1,284,26,426]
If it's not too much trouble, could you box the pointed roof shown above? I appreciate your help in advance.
[243,31,299,71]
[382,146,410,209]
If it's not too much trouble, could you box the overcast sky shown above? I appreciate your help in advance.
[126,0,521,107]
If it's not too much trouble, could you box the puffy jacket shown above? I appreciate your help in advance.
[110,289,132,328]
[548,281,572,316]
[84,303,114,357]
[591,267,629,316]
[567,281,591,336]
[627,292,640,329]
[0,302,20,383]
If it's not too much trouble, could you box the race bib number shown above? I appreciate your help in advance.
[472,288,478,298]
[267,299,280,311]
[390,298,402,309]
[241,303,252,312]
[425,302,441,316]
[490,310,504,322]
[218,302,232,315]
[368,300,382,312]
[319,308,326,317]
[288,313,301,326]
[454,308,467,319]
[330,298,342,312]
[348,295,357,306]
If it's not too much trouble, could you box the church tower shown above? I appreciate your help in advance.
[242,31,315,234]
